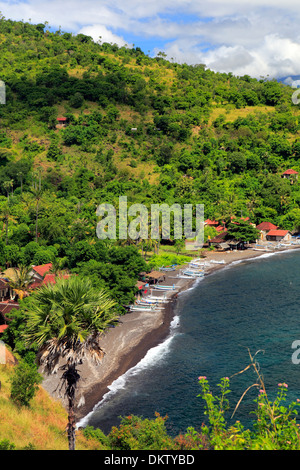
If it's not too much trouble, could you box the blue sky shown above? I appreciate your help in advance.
[1,0,300,79]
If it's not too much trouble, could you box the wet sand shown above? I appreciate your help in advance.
[40,246,300,423]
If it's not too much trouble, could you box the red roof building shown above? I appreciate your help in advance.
[31,263,52,279]
[266,229,292,242]
[282,169,298,183]
[267,229,289,237]
[205,219,219,226]
[282,169,298,175]
[30,273,71,290]
[256,221,278,231]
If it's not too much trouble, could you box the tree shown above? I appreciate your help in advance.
[226,219,260,242]
[10,359,42,407]
[7,265,34,300]
[23,276,118,450]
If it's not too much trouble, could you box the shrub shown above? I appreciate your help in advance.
[10,360,43,407]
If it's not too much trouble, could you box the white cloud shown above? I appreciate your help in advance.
[78,24,129,47]
[1,0,300,78]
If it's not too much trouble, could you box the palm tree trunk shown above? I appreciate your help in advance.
[67,394,76,451]
[63,364,80,450]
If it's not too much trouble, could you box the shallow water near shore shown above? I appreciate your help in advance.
[81,249,300,435]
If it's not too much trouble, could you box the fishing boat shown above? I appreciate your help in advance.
[129,304,156,311]
[159,265,177,272]
[182,270,204,277]
[147,295,168,302]
[136,299,159,306]
[209,259,225,264]
[153,284,177,290]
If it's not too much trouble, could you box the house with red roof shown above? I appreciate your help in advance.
[204,219,219,227]
[256,221,278,241]
[30,263,52,280]
[56,116,68,128]
[282,169,298,183]
[266,229,292,242]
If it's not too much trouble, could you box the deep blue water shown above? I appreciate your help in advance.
[79,249,300,436]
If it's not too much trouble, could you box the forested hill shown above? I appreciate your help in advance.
[0,16,300,304]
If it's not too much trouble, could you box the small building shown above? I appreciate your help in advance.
[208,231,230,250]
[143,271,165,285]
[227,239,246,250]
[56,117,68,128]
[282,169,298,183]
[266,229,292,242]
[256,221,278,241]
[30,263,52,281]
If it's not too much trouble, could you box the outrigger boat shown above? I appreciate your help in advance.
[182,270,204,277]
[152,284,177,291]
[129,304,157,311]
[159,265,177,272]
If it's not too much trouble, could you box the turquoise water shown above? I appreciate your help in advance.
[80,250,300,435]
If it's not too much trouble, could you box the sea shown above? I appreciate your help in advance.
[78,249,300,436]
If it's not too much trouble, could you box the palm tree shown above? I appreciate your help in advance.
[23,276,118,450]
[7,265,34,300]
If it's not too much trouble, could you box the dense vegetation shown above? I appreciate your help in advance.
[1,16,300,450]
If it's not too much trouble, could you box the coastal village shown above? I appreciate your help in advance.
[1,192,299,343]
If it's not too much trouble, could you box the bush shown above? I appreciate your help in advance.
[197,351,300,450]
[10,360,43,407]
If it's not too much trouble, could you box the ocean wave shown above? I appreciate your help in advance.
[77,315,180,428]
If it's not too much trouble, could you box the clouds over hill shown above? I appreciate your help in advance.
[1,0,300,78]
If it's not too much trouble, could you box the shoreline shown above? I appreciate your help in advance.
[40,245,300,425]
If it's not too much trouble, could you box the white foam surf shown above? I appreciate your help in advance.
[76,315,180,428]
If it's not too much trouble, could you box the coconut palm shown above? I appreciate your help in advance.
[23,276,118,450]
[7,265,34,300]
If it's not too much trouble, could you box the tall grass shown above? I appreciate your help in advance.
[0,364,102,450]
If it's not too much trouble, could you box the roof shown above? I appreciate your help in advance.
[0,324,8,333]
[145,271,165,279]
[256,221,278,231]
[209,231,228,243]
[0,301,19,317]
[136,281,146,290]
[30,273,70,289]
[267,230,289,237]
[215,225,227,232]
[43,273,70,284]
[32,263,52,277]
[205,219,219,225]
[282,169,298,175]
[57,117,67,121]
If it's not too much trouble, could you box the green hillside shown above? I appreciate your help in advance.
[0,16,299,309]
[0,15,300,227]
[2,16,300,451]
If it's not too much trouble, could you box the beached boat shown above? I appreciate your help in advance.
[189,260,210,268]
[159,265,177,272]
[143,296,168,303]
[147,295,168,302]
[130,304,156,311]
[209,259,225,264]
[153,284,177,290]
[136,299,162,306]
[182,270,204,277]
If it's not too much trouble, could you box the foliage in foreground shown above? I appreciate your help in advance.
[81,352,300,450]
